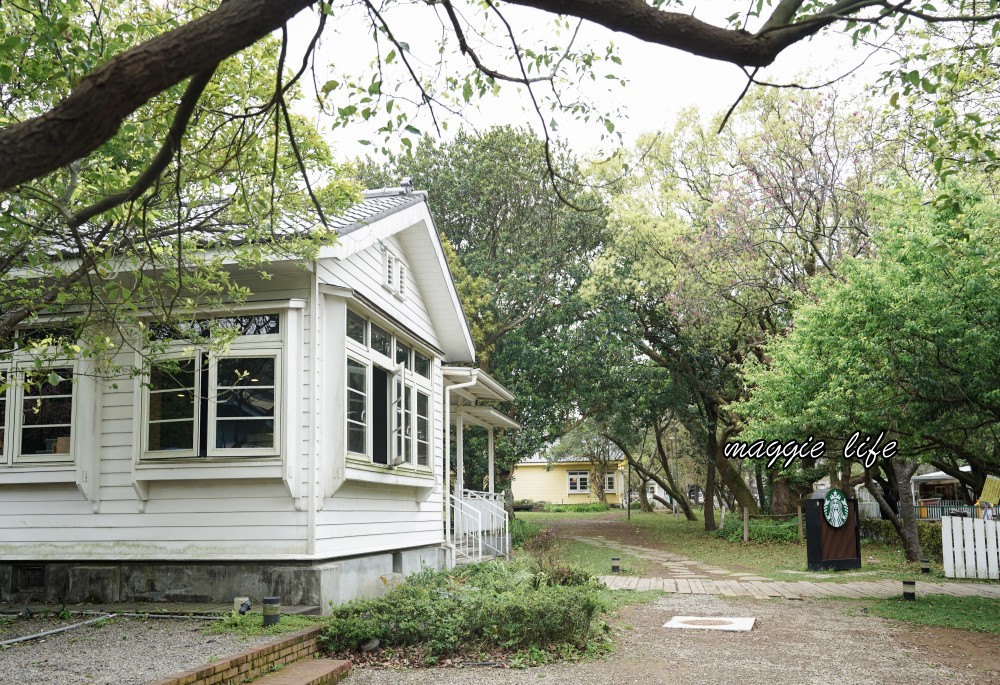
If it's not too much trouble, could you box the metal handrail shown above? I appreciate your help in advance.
[447,492,482,564]
[461,489,509,559]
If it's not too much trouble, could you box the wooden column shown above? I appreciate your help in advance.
[456,413,464,498]
[487,426,495,494]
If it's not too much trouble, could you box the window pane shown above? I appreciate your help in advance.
[217,357,275,387]
[347,358,366,392]
[396,342,411,369]
[215,314,280,336]
[215,419,274,448]
[148,421,194,451]
[150,359,195,391]
[149,390,195,421]
[217,388,275,418]
[21,426,71,455]
[22,397,73,426]
[416,415,428,442]
[348,424,366,454]
[347,310,366,344]
[24,368,73,396]
[417,439,428,466]
[371,324,391,357]
[414,352,430,378]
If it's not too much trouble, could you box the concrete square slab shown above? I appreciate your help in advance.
[663,616,756,632]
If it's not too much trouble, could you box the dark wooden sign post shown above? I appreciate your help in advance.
[804,488,862,571]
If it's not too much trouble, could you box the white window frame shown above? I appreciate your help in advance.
[604,472,616,493]
[568,470,590,494]
[140,317,283,462]
[0,358,80,466]
[344,306,433,470]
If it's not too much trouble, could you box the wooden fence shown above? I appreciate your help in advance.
[941,515,1000,579]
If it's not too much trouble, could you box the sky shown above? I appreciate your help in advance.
[285,3,893,163]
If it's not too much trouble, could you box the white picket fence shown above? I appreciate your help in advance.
[941,515,1000,579]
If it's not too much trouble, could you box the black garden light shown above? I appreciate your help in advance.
[612,557,621,574]
[262,596,281,627]
[903,580,916,601]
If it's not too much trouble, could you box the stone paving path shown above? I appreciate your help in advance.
[575,535,1000,600]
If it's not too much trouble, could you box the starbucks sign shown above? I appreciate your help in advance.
[823,488,850,528]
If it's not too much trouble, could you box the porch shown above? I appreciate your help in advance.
[442,367,521,565]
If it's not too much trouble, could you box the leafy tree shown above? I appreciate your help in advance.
[738,182,1000,560]
[0,1,359,360]
[5,0,1000,193]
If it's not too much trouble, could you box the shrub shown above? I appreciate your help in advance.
[542,502,610,513]
[859,518,943,561]
[510,517,542,548]
[712,516,800,543]
[319,560,602,657]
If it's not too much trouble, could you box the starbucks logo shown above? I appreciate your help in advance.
[824,488,850,527]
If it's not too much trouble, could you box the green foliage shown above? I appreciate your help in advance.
[739,183,1000,481]
[0,0,360,363]
[543,502,611,513]
[205,612,324,637]
[864,594,1000,633]
[510,517,543,548]
[711,516,800,544]
[859,518,943,561]
[319,561,604,657]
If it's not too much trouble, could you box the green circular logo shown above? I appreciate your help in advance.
[824,488,850,528]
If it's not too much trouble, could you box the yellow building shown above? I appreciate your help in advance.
[511,456,624,506]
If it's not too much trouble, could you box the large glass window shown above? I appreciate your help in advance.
[147,359,196,452]
[214,356,275,449]
[346,358,367,454]
[344,309,433,469]
[568,470,589,493]
[20,367,74,458]
[143,313,281,460]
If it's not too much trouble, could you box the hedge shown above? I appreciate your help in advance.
[859,517,943,561]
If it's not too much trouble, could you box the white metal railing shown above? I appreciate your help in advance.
[447,492,482,565]
[462,489,509,559]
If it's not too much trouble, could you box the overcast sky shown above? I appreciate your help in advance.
[286,3,890,162]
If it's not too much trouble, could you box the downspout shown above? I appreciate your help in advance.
[306,260,319,556]
[443,370,478,550]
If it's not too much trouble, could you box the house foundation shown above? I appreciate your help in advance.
[0,545,446,615]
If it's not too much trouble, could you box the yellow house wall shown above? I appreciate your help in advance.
[511,463,622,505]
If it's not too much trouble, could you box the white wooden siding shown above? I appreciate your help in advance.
[0,226,453,561]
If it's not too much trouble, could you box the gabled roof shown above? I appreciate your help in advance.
[327,191,427,237]
[317,184,476,363]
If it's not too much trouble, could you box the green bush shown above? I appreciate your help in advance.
[859,518,943,561]
[711,516,801,543]
[510,517,542,548]
[320,560,603,658]
[542,502,610,513]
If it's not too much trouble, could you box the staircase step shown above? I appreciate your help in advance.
[252,658,351,685]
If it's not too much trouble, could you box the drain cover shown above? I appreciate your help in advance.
[663,616,755,632]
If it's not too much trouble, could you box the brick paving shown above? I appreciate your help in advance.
[579,535,1000,600]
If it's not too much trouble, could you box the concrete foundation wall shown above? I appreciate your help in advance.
[0,545,444,614]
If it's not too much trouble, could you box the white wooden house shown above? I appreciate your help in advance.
[0,184,515,612]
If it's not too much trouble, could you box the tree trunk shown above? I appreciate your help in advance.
[704,462,717,531]
[638,481,654,512]
[754,462,767,511]
[864,461,922,562]
[771,473,794,515]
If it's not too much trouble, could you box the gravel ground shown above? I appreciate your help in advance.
[0,614,278,685]
[349,593,988,685]
[1,594,996,684]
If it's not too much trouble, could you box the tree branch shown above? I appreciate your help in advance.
[0,0,317,191]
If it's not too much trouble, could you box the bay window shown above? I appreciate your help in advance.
[344,307,433,469]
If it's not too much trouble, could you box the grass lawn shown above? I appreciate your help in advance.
[860,594,1000,633]
[557,539,650,577]
[519,510,944,583]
